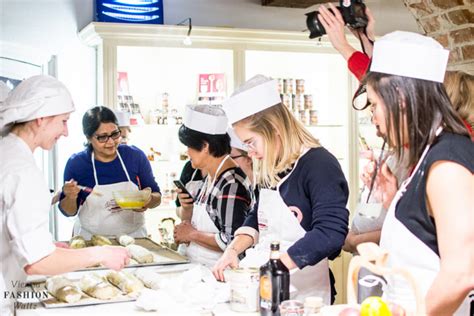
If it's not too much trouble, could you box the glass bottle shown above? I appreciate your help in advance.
[259,241,290,316]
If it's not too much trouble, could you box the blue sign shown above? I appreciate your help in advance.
[96,0,164,24]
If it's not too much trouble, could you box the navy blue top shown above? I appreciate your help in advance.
[59,145,160,216]
[243,147,349,269]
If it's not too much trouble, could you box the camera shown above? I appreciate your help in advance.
[306,0,368,39]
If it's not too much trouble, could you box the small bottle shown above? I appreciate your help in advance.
[259,241,290,316]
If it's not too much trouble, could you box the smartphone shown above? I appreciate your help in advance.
[173,180,194,201]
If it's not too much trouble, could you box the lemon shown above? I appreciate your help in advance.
[360,297,392,316]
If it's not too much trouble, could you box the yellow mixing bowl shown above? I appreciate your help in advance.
[113,190,150,210]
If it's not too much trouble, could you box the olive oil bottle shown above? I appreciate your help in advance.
[259,241,290,316]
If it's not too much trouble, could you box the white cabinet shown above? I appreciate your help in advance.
[79,22,361,302]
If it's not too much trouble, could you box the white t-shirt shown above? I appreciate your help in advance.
[0,134,55,315]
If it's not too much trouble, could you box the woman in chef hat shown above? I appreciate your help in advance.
[174,104,253,267]
[228,127,254,185]
[175,127,253,210]
[0,76,130,316]
[213,75,350,304]
[358,31,473,315]
[114,110,132,144]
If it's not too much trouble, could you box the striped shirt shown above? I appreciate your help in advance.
[196,167,253,251]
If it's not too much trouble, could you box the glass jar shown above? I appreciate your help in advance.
[280,299,304,316]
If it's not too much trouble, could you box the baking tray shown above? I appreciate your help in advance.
[30,264,198,309]
[69,237,189,271]
[30,276,137,309]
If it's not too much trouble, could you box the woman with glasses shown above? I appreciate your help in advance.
[59,106,161,238]
[213,75,349,304]
[174,105,253,267]
[228,127,254,185]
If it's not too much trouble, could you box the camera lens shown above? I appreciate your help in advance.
[306,11,326,39]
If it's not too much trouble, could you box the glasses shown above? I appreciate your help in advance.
[243,139,257,152]
[231,154,247,160]
[94,130,121,143]
[352,84,370,111]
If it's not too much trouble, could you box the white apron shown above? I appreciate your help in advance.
[351,196,386,301]
[186,168,204,200]
[186,156,230,267]
[240,151,331,305]
[380,128,471,315]
[74,150,147,239]
[176,169,204,256]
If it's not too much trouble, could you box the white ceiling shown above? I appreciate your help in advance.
[0,0,420,56]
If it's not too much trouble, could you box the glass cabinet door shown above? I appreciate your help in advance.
[116,46,234,240]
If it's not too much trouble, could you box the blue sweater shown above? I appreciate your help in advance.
[243,147,349,268]
[59,145,160,216]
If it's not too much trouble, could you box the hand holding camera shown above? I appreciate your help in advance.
[306,0,375,58]
[306,0,368,39]
[317,3,356,60]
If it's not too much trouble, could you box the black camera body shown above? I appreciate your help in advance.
[306,0,368,39]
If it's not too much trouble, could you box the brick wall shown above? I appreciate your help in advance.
[403,0,474,74]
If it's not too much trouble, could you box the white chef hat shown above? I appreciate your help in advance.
[184,104,228,135]
[223,75,281,124]
[227,127,247,151]
[114,110,131,127]
[0,81,12,102]
[370,31,449,83]
[0,75,75,136]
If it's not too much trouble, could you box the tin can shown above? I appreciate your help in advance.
[295,79,305,94]
[281,94,292,110]
[304,94,313,110]
[293,94,304,111]
[226,268,260,313]
[277,78,284,94]
[280,299,305,316]
[309,110,318,126]
[284,79,294,94]
[300,110,309,126]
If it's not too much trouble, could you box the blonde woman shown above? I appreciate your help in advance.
[213,75,349,304]
[0,76,130,315]
[444,70,474,140]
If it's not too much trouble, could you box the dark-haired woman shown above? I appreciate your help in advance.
[174,105,253,267]
[59,106,161,238]
[367,32,473,315]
